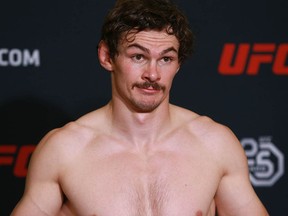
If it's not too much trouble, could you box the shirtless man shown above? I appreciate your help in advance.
[11,0,269,215]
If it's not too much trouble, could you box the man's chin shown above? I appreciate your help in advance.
[131,101,161,113]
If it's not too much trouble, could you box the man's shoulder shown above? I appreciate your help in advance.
[172,105,222,131]
[53,106,108,141]
[172,105,239,147]
[52,119,104,144]
[33,122,88,157]
[173,106,247,171]
[47,121,95,144]
[35,108,107,156]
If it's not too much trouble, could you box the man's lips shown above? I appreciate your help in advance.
[133,82,165,91]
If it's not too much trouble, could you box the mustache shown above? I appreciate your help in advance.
[133,82,165,91]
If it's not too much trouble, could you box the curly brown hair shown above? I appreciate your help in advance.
[100,0,195,63]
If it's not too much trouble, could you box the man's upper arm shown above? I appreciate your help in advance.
[214,126,269,216]
[11,129,65,216]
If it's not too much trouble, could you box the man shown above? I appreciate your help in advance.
[12,0,269,215]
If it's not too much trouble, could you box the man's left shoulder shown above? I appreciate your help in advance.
[171,105,240,145]
[183,112,229,135]
[183,113,240,149]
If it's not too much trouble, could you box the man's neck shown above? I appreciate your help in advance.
[107,100,172,148]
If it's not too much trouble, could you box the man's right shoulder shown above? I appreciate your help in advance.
[38,106,109,155]
[33,121,97,160]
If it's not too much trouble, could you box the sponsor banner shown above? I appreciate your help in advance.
[218,43,288,75]
[0,145,36,177]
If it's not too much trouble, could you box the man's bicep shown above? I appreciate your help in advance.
[214,142,269,215]
[11,174,64,215]
[215,171,267,215]
[11,186,62,216]
[12,132,64,215]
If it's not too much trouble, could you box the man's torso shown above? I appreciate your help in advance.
[57,114,222,216]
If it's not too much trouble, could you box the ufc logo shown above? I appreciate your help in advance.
[218,43,288,75]
[0,145,36,177]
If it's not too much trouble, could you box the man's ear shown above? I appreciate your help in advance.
[98,40,113,71]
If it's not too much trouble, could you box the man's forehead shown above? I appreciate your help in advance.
[120,29,179,50]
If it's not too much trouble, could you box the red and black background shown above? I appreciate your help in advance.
[0,0,287,215]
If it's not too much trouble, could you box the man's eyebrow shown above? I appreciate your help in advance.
[127,43,178,55]
[127,43,150,53]
[160,47,178,55]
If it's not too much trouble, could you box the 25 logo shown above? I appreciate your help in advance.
[241,137,284,187]
[218,43,288,75]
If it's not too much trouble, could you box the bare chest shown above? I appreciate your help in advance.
[60,149,220,216]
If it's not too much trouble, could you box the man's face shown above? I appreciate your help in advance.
[111,29,180,112]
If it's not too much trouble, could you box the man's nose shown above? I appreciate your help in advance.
[141,61,161,82]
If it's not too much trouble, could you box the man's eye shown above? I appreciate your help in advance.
[161,57,173,63]
[163,57,171,62]
[132,54,144,62]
